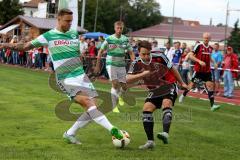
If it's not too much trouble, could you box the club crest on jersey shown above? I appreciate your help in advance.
[71,34,77,39]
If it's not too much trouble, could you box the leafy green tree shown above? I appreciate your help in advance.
[0,0,24,24]
[78,0,163,34]
[228,19,240,55]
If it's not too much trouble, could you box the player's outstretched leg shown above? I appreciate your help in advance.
[63,95,123,144]
[63,112,92,144]
[87,105,123,139]
[139,111,155,150]
[206,81,221,111]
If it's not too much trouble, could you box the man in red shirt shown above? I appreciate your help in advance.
[222,46,239,98]
[127,40,188,149]
[179,32,220,111]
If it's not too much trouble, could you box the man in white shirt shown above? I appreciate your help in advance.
[79,35,88,55]
[164,42,175,62]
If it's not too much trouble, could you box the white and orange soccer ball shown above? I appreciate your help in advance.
[112,130,130,148]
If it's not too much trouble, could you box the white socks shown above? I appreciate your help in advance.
[67,106,114,135]
[87,106,113,131]
[67,112,91,136]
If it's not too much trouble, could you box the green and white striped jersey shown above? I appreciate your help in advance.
[101,34,133,67]
[31,29,84,80]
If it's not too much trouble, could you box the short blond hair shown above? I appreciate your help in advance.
[57,8,73,17]
[114,21,124,27]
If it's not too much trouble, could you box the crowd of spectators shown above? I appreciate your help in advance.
[1,35,239,97]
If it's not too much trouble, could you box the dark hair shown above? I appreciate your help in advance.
[138,40,152,52]
[99,36,104,40]
[57,9,73,17]
[174,41,181,45]
[214,43,219,46]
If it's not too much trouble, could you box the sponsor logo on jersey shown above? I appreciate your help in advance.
[54,40,78,46]
[109,44,118,49]
[202,52,210,55]
[108,44,127,49]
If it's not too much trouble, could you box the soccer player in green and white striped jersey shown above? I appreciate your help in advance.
[95,21,135,113]
[0,9,123,145]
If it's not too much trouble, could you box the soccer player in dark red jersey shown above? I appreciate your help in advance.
[178,32,220,111]
[127,40,188,149]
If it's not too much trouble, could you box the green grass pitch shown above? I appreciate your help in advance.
[0,64,239,160]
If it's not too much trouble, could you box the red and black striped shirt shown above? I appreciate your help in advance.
[128,53,176,89]
[193,43,213,73]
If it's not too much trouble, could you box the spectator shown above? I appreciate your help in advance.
[0,48,4,63]
[211,43,223,95]
[96,36,104,50]
[172,41,182,70]
[87,40,97,75]
[32,48,38,68]
[131,39,139,57]
[79,35,88,56]
[26,49,33,68]
[5,48,11,64]
[164,41,174,62]
[19,51,24,65]
[151,40,161,54]
[180,47,191,84]
[79,35,88,71]
[35,47,43,69]
[42,46,48,69]
[10,36,19,65]
[222,46,239,98]
[181,42,187,53]
[97,36,109,79]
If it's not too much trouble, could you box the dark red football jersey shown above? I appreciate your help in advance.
[128,53,176,89]
[193,43,213,72]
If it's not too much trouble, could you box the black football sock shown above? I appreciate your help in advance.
[183,89,189,96]
[142,111,154,141]
[208,91,214,107]
[162,108,172,133]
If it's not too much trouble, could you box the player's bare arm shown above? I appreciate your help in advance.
[188,51,206,66]
[126,70,151,84]
[0,41,35,51]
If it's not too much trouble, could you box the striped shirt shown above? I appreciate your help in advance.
[31,29,84,80]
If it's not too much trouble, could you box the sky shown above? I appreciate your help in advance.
[20,0,240,26]
[157,0,240,26]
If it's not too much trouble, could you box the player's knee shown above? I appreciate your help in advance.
[112,81,120,89]
[206,82,214,90]
[143,103,155,112]
[74,95,95,108]
[162,99,172,108]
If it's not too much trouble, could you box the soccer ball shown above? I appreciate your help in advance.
[112,130,130,148]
